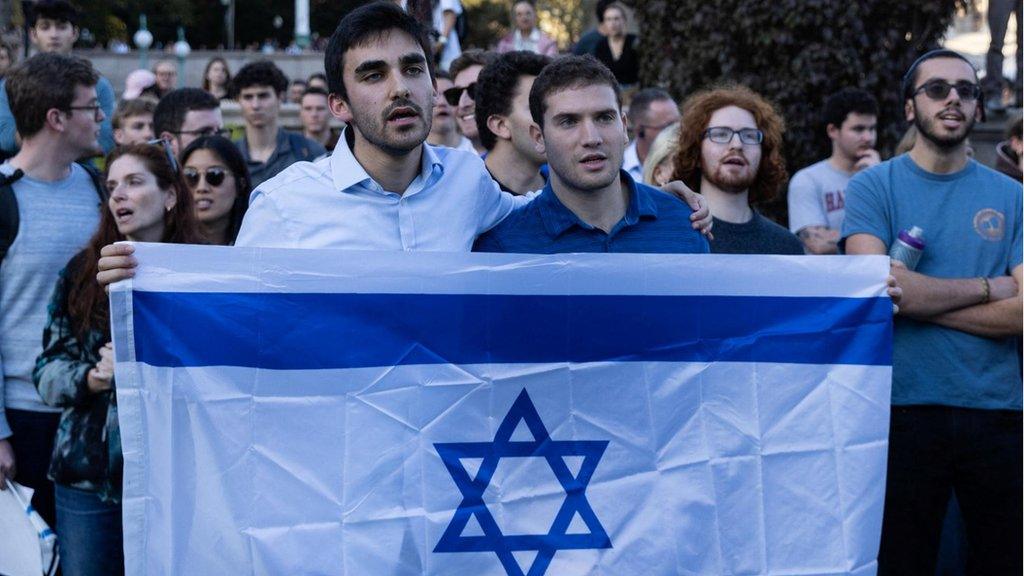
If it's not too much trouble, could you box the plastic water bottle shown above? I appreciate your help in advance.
[889,226,925,270]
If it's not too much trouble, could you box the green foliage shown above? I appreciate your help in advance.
[635,0,967,221]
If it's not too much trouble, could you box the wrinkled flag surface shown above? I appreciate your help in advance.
[111,244,892,576]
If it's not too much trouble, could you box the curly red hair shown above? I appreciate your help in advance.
[671,84,787,205]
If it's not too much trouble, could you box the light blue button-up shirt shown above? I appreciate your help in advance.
[236,129,528,250]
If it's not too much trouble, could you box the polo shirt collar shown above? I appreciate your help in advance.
[330,127,444,194]
[537,170,658,238]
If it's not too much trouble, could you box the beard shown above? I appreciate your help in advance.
[913,106,975,150]
[349,99,430,157]
[704,161,757,194]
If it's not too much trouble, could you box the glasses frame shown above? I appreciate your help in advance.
[172,126,230,138]
[912,80,982,102]
[147,138,179,174]
[183,166,228,189]
[65,104,103,121]
[703,126,764,145]
[442,82,476,107]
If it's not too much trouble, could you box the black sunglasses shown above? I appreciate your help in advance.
[183,166,227,188]
[913,80,982,101]
[442,82,476,106]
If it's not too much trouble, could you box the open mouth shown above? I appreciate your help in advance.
[938,109,964,128]
[115,207,134,221]
[195,198,213,210]
[722,156,747,167]
[579,153,607,170]
[387,107,419,125]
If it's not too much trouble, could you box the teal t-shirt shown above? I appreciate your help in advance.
[842,154,1023,410]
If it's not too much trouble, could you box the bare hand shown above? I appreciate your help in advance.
[988,275,1019,302]
[0,438,15,490]
[660,180,713,239]
[854,149,881,172]
[886,274,903,315]
[97,243,137,290]
[87,343,115,393]
[797,226,840,255]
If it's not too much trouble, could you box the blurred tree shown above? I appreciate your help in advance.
[634,0,969,223]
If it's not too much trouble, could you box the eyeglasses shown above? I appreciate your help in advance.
[66,104,103,121]
[147,138,179,174]
[173,126,229,138]
[912,80,982,101]
[183,166,227,188]
[703,126,764,145]
[442,82,476,106]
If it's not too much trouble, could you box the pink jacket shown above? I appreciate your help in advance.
[496,29,559,57]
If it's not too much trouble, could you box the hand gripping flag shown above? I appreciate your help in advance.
[110,244,893,576]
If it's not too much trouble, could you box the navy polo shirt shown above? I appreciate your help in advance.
[473,171,710,254]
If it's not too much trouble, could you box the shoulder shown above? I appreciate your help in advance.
[849,156,901,192]
[433,144,491,181]
[789,160,827,185]
[756,214,804,253]
[970,160,1023,192]
[253,154,332,199]
[641,183,696,219]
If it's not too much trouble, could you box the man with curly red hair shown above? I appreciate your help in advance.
[671,85,803,255]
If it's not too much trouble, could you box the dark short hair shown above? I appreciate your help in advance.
[324,1,434,102]
[901,48,979,100]
[629,87,674,124]
[307,72,327,85]
[435,70,451,81]
[112,98,156,130]
[153,87,220,136]
[301,86,329,101]
[529,54,620,128]
[823,87,878,129]
[180,135,251,245]
[29,0,79,27]
[5,52,97,138]
[449,49,496,81]
[232,60,289,97]
[475,51,550,150]
[594,0,615,22]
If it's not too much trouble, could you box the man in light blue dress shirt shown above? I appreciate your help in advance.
[97,2,709,281]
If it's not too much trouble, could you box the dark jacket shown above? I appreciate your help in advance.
[33,252,122,503]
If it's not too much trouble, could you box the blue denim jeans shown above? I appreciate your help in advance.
[878,406,1022,576]
[55,484,124,576]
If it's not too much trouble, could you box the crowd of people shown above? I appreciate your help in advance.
[0,1,1019,575]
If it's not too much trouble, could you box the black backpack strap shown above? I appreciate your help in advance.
[0,168,25,264]
[75,160,108,203]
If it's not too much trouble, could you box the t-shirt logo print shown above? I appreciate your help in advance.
[972,208,1005,242]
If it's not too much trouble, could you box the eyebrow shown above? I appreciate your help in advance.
[354,53,427,76]
[399,53,427,67]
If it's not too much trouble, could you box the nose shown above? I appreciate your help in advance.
[391,72,411,100]
[458,88,473,110]
[726,132,743,149]
[580,118,603,146]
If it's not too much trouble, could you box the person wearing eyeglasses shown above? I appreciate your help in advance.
[0,53,107,533]
[0,0,116,159]
[448,50,497,155]
[33,143,204,575]
[153,88,226,157]
[623,88,679,183]
[180,135,252,246]
[671,84,803,255]
[843,49,1023,576]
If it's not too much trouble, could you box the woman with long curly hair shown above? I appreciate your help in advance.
[671,84,803,255]
[32,143,204,575]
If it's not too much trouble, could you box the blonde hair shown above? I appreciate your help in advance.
[642,121,679,186]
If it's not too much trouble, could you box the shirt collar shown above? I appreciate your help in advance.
[536,170,658,238]
[241,128,290,165]
[622,141,641,172]
[330,127,444,194]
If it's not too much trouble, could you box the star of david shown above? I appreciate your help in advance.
[433,389,611,576]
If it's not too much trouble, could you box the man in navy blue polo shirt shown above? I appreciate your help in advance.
[473,55,709,254]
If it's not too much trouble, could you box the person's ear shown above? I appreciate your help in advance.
[826,123,839,140]
[904,99,915,123]
[530,122,545,156]
[329,94,353,123]
[486,114,512,141]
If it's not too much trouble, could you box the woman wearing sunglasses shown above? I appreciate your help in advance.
[180,135,251,246]
[32,143,204,576]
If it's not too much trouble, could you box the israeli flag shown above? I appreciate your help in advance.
[110,244,892,576]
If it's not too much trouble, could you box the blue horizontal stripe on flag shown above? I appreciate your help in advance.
[131,292,892,368]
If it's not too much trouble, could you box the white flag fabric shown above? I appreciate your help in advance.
[110,244,892,576]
